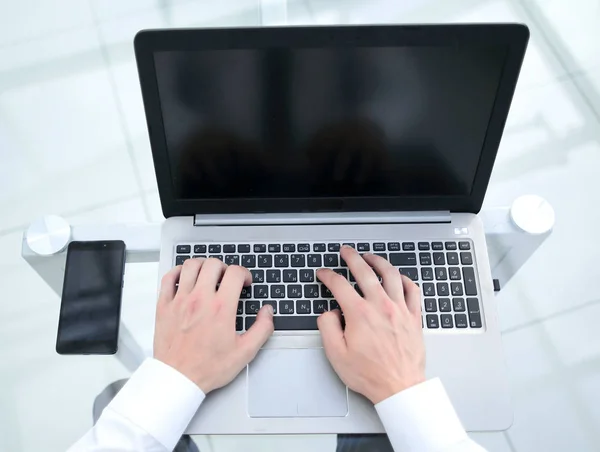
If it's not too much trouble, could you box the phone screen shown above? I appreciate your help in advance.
[56,241,126,355]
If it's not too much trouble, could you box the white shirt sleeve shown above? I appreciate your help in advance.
[68,358,205,452]
[375,378,486,452]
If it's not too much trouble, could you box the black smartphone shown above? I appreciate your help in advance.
[56,240,126,355]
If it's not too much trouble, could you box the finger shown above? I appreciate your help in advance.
[316,268,362,314]
[401,275,422,318]
[158,265,183,304]
[317,310,347,364]
[340,246,385,300]
[239,305,274,361]
[362,253,405,304]
[177,258,204,295]
[217,265,252,314]
[194,258,227,295]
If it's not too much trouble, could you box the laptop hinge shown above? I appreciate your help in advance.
[193,211,451,226]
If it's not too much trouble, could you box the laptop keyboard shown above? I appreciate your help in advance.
[174,240,483,332]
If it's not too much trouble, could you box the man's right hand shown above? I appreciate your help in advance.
[317,246,426,404]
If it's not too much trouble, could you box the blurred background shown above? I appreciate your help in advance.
[1,0,599,451]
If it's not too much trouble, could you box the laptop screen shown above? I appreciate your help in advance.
[153,46,507,200]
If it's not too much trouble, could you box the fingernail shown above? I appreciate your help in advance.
[342,244,352,249]
[265,305,274,316]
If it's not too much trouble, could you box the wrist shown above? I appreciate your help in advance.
[369,375,426,404]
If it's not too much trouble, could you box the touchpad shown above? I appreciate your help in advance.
[248,348,348,417]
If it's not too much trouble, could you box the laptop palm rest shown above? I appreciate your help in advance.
[247,348,348,418]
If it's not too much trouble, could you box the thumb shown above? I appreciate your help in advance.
[239,305,274,361]
[318,310,347,364]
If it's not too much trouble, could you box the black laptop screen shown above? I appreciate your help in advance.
[153,46,507,200]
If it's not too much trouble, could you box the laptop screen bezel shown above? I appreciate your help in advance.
[134,24,529,217]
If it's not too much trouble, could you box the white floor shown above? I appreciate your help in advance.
[1,0,599,451]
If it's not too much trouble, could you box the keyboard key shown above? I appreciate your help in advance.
[463,268,478,295]
[304,285,320,298]
[238,244,250,253]
[274,315,319,330]
[268,244,281,253]
[313,300,329,314]
[283,244,295,252]
[421,268,434,281]
[453,298,465,312]
[330,300,340,311]
[237,301,243,315]
[298,243,310,252]
[208,244,221,253]
[426,314,439,328]
[373,243,386,252]
[402,242,415,251]
[353,283,364,297]
[447,252,459,265]
[245,316,256,329]
[324,254,339,267]
[258,255,272,268]
[387,242,400,251]
[423,283,435,296]
[445,242,457,250]
[419,253,432,265]
[357,243,370,252]
[176,245,191,254]
[432,242,444,251]
[441,314,453,328]
[324,243,339,253]
[437,283,449,297]
[449,267,461,280]
[246,301,260,314]
[399,267,418,281]
[313,243,326,252]
[223,244,236,253]
[389,253,417,266]
[455,313,468,328]
[225,255,240,266]
[451,282,464,296]
[287,285,303,298]
[374,253,388,260]
[175,255,190,265]
[433,253,445,265]
[193,255,207,259]
[424,298,437,312]
[250,270,264,283]
[209,255,223,261]
[307,254,322,267]
[274,254,289,267]
[321,285,334,298]
[333,268,348,279]
[236,317,243,331]
[254,244,266,253]
[279,300,294,314]
[296,300,312,314]
[349,271,356,282]
[283,269,298,283]
[418,242,430,251]
[266,269,281,283]
[467,298,482,328]
[299,269,315,282]
[435,267,447,280]
[342,243,356,248]
[240,287,252,299]
[459,241,471,250]
[194,244,207,254]
[262,300,277,314]
[460,252,473,265]
[242,255,256,268]
[254,285,268,298]
[271,285,285,298]
[439,298,451,312]
[291,254,305,267]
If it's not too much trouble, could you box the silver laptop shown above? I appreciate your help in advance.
[135,24,529,434]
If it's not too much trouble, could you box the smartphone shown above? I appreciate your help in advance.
[56,240,126,355]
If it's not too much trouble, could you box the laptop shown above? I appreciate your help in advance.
[134,24,529,434]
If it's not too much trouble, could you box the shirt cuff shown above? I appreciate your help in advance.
[107,358,205,450]
[375,378,467,452]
